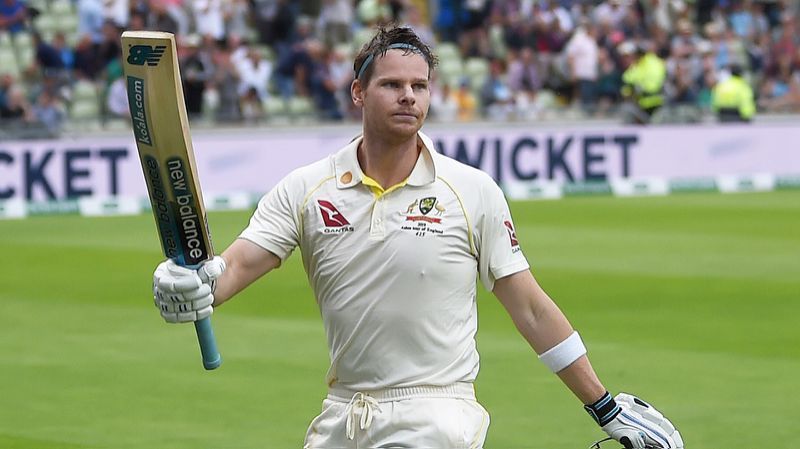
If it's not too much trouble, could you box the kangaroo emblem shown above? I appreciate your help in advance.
[406,199,418,214]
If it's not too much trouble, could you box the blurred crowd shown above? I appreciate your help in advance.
[1,0,799,136]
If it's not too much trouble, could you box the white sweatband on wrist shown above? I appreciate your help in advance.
[538,331,587,373]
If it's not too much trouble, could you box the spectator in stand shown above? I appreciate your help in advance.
[485,8,508,59]
[593,0,629,30]
[506,47,542,94]
[180,34,213,118]
[403,5,436,47]
[240,86,265,123]
[326,44,356,119]
[252,0,296,48]
[78,0,105,43]
[671,19,701,59]
[96,20,122,72]
[0,74,13,111]
[595,46,622,115]
[317,0,353,47]
[458,0,492,58]
[104,0,129,28]
[74,34,102,80]
[235,46,273,104]
[106,74,130,118]
[433,0,459,43]
[193,0,225,44]
[306,40,342,120]
[31,89,66,135]
[0,85,33,123]
[224,0,251,40]
[541,0,574,35]
[670,61,700,110]
[273,19,316,100]
[480,57,515,120]
[0,0,26,34]
[209,42,242,123]
[146,0,180,35]
[759,55,799,112]
[31,32,66,78]
[52,33,75,73]
[618,3,646,40]
[770,13,798,69]
[454,77,478,121]
[563,19,599,111]
[429,80,458,122]
[128,12,146,31]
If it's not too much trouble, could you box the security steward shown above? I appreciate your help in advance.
[711,64,756,123]
[619,42,666,124]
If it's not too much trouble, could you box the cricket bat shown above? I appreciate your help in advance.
[121,31,221,370]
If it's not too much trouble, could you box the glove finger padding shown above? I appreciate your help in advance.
[602,393,683,449]
[154,260,203,292]
[198,256,226,283]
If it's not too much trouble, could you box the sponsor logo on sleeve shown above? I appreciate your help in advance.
[504,220,521,252]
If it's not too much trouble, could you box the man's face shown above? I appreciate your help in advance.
[353,49,430,141]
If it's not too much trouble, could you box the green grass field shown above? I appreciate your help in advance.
[1,191,798,449]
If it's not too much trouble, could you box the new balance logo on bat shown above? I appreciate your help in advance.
[127,45,167,66]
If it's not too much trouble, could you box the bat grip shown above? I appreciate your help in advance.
[194,317,222,370]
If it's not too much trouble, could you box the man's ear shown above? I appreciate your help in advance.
[351,79,363,107]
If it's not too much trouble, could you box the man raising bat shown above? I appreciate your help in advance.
[150,26,683,448]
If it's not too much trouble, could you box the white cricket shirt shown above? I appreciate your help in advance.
[239,132,529,390]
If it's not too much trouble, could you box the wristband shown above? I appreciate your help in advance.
[538,331,586,373]
[584,391,621,426]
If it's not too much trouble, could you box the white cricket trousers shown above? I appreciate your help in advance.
[303,382,490,449]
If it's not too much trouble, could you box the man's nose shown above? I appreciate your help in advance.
[399,85,416,105]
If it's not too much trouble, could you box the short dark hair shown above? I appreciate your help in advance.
[353,26,437,86]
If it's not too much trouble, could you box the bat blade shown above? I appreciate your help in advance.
[121,31,221,370]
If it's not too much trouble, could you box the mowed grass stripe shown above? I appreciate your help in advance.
[0,191,797,449]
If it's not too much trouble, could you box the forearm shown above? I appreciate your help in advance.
[495,271,575,353]
[556,355,606,404]
[213,238,281,306]
[512,295,606,404]
[494,271,607,404]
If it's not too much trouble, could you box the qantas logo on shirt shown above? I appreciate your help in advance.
[504,220,520,249]
[317,200,353,233]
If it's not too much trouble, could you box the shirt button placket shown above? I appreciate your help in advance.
[370,198,385,240]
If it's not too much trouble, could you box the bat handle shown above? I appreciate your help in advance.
[194,317,222,370]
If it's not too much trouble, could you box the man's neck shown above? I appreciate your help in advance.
[358,133,421,189]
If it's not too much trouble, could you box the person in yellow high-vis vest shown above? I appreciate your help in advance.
[711,65,755,123]
[620,43,666,124]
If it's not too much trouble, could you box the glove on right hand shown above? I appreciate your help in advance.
[152,257,226,323]
[600,393,683,449]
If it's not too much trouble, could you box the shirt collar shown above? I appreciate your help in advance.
[333,131,438,189]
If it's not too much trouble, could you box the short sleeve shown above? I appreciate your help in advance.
[476,181,530,291]
[238,174,301,262]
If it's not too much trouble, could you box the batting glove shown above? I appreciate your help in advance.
[585,392,683,449]
[152,256,227,323]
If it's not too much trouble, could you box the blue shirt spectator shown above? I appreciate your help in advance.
[0,0,26,34]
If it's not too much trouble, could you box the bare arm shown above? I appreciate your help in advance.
[492,270,606,404]
[213,238,282,306]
